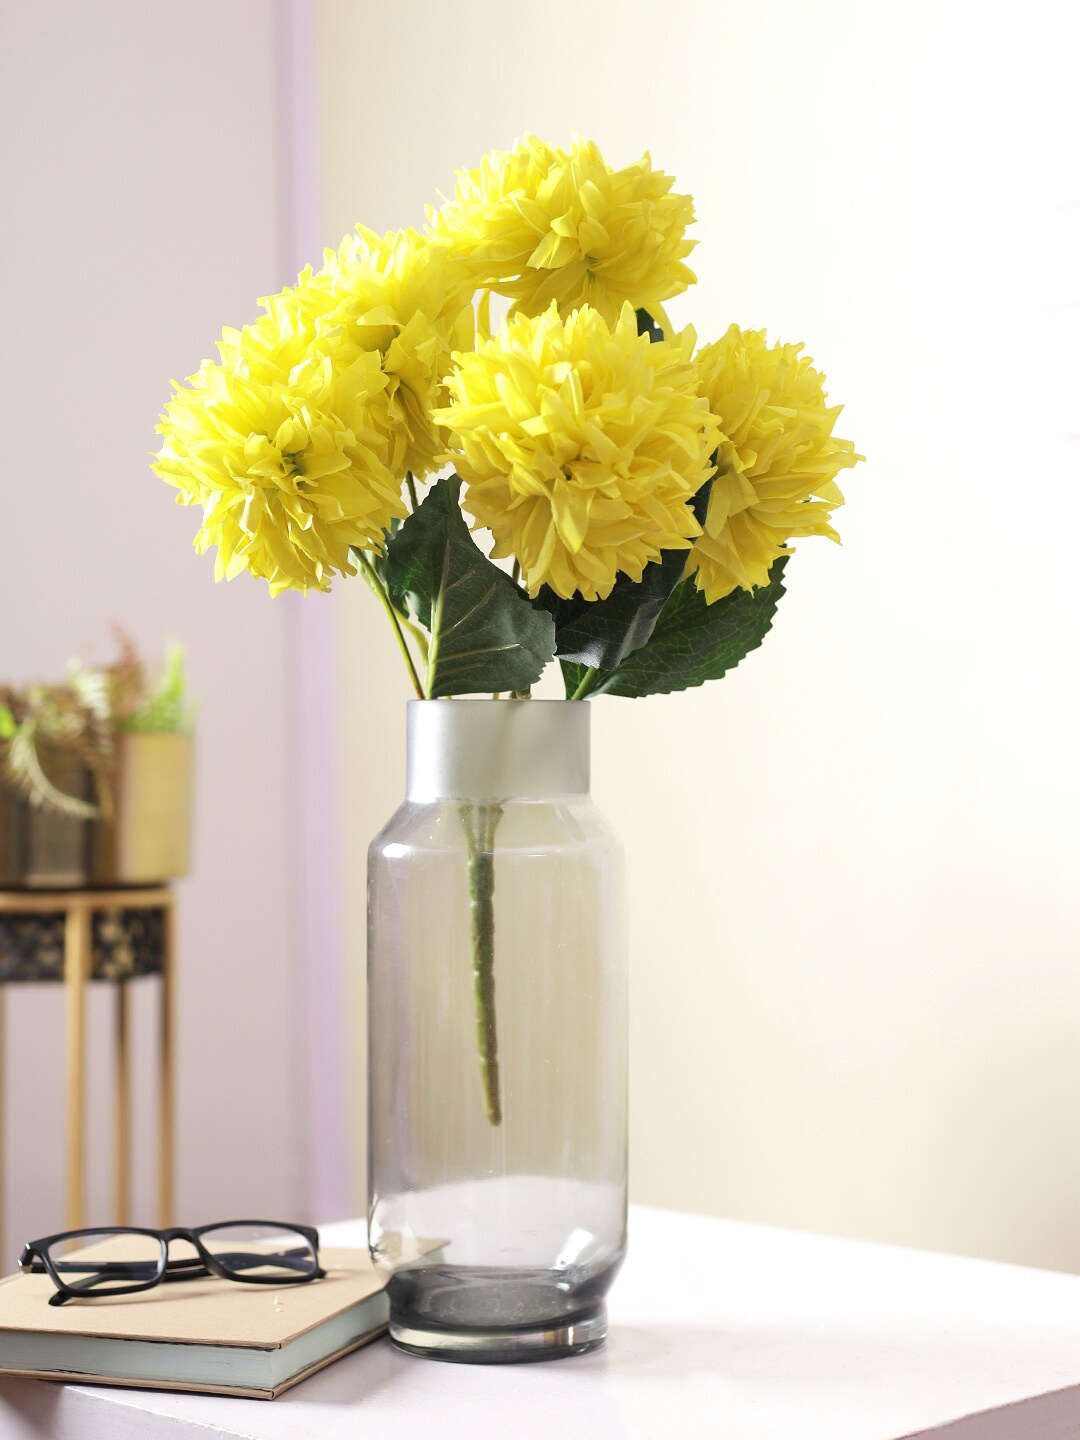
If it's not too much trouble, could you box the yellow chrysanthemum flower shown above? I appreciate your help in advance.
[313,226,476,479]
[687,326,863,603]
[153,277,407,596]
[429,135,696,329]
[153,229,475,595]
[435,302,720,601]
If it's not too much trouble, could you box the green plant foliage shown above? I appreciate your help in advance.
[1,636,192,815]
[383,475,556,698]
[123,644,191,733]
[562,556,788,698]
[635,308,664,343]
[536,477,713,671]
[363,516,408,613]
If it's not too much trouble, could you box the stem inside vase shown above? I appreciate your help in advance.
[461,801,503,1125]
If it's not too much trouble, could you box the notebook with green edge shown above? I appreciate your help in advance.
[0,1241,389,1400]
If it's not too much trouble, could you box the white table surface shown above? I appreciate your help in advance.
[1,1205,1079,1439]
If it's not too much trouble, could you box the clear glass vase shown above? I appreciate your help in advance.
[367,699,627,1362]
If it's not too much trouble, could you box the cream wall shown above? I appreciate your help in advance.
[1,2,306,1249]
[317,0,1080,1269]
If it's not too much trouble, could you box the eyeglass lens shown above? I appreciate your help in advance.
[197,1224,317,1280]
[45,1231,165,1295]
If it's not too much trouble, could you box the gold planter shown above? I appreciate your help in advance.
[0,733,193,888]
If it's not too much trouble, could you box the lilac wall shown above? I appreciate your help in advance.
[0,2,314,1250]
[277,0,352,1226]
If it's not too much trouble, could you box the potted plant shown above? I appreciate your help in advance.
[0,636,194,888]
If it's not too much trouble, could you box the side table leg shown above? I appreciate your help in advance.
[114,982,130,1225]
[65,904,91,1232]
[158,899,175,1227]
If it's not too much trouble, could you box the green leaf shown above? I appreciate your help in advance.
[537,477,713,671]
[123,643,190,733]
[0,704,15,740]
[359,516,408,612]
[635,308,664,343]
[562,556,788,699]
[384,475,556,698]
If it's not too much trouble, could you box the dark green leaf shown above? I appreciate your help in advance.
[636,308,664,343]
[537,477,714,671]
[355,517,407,614]
[562,556,788,699]
[383,475,555,698]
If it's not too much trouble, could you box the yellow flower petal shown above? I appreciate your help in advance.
[687,325,863,602]
[152,228,477,595]
[435,302,719,600]
[429,135,697,327]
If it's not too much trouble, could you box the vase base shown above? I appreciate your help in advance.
[389,1306,607,1364]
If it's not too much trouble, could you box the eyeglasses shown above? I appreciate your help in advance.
[19,1221,325,1306]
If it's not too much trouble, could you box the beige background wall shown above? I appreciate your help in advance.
[318,0,1080,1270]
[0,2,305,1250]
[4,0,1074,1276]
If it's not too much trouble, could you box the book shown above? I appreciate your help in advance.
[0,1241,389,1400]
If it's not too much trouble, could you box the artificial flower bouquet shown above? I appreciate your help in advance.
[153,135,862,705]
[152,135,862,1142]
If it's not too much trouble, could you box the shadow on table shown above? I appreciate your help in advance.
[893,1383,1080,1440]
[261,1316,1080,1438]
[277,1328,614,1407]
[5,1317,1076,1437]
[606,1319,1077,1405]
[0,1377,65,1438]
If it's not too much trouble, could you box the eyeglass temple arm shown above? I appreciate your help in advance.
[156,1248,319,1282]
[46,1268,154,1307]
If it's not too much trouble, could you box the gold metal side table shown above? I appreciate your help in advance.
[0,886,175,1248]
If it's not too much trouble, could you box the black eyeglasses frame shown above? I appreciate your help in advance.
[19,1220,325,1306]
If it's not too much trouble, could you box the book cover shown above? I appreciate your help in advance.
[0,1242,389,1399]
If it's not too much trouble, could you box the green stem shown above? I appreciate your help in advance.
[461,801,503,1125]
[399,611,430,665]
[570,666,599,701]
[355,551,424,699]
[406,471,419,512]
[497,564,522,693]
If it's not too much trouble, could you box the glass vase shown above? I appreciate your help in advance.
[367,699,627,1362]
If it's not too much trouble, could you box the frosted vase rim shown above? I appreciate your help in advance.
[405,698,590,802]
